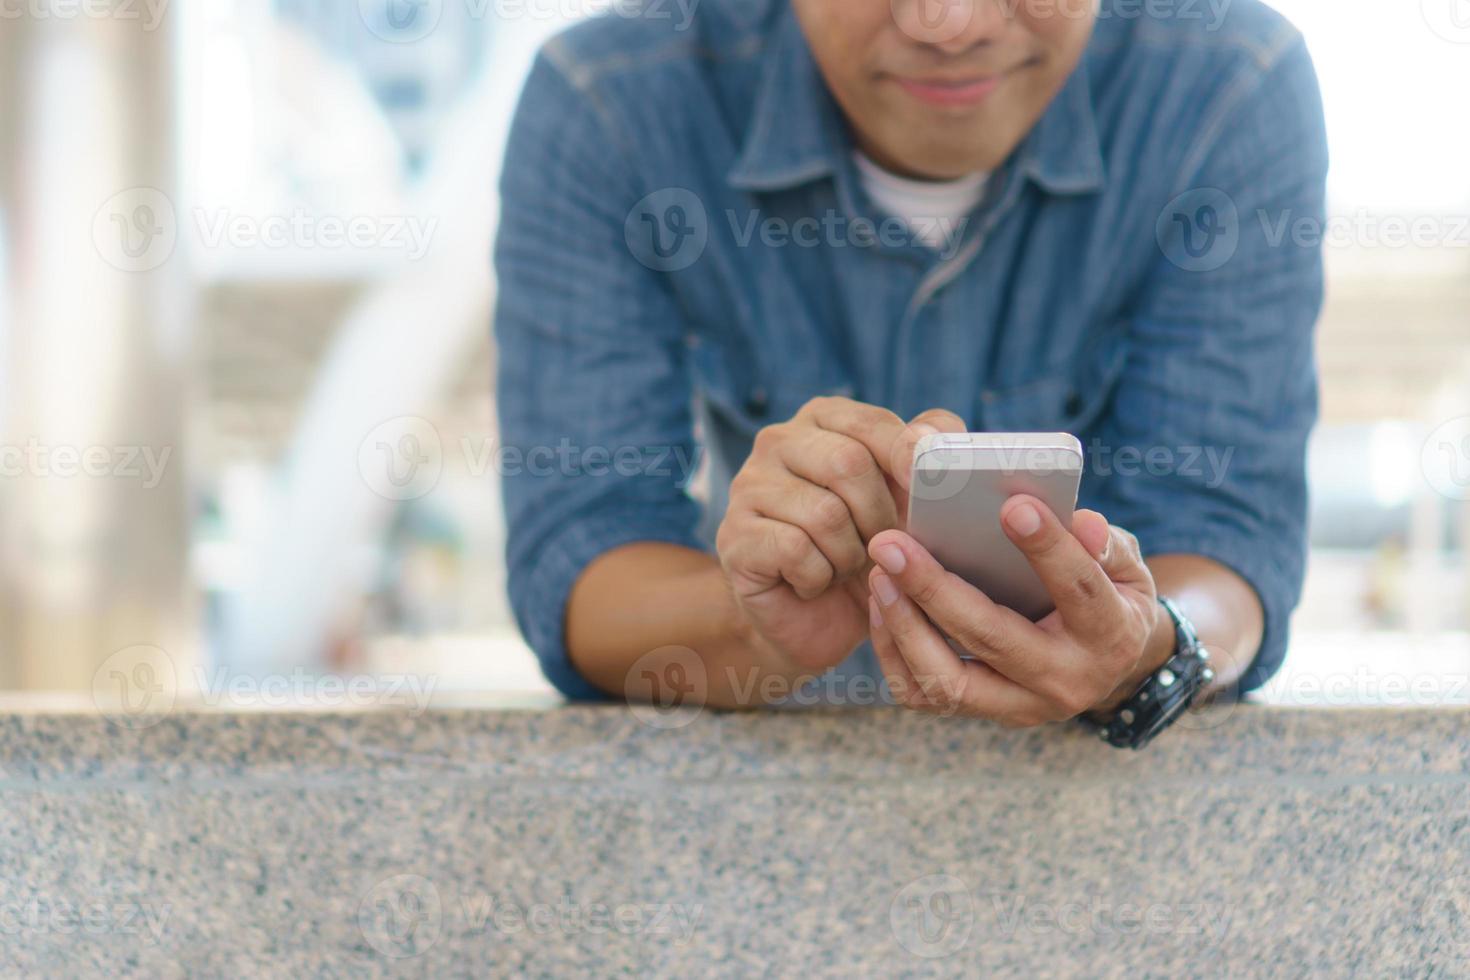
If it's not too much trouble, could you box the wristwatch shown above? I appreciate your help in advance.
[1092,596,1214,750]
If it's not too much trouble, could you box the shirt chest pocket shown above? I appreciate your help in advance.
[690,338,854,438]
[976,333,1128,436]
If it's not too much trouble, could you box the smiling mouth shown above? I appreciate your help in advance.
[889,62,1031,108]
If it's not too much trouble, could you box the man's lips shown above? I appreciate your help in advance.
[890,68,1018,108]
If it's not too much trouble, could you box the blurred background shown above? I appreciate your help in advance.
[0,0,1466,709]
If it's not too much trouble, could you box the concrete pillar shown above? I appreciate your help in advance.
[1,9,195,691]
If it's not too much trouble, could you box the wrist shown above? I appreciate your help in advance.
[1092,597,1178,716]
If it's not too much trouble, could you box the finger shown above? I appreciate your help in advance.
[718,516,835,601]
[1073,512,1153,595]
[741,474,868,579]
[801,397,920,493]
[773,426,898,542]
[867,529,1058,689]
[1000,494,1127,641]
[869,567,1056,721]
[888,409,968,522]
[868,595,926,710]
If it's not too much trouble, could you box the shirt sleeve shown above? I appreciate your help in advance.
[1084,34,1329,694]
[493,50,704,701]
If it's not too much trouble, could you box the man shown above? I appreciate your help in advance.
[494,0,1327,739]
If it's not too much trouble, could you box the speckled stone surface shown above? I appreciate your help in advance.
[2,705,1469,977]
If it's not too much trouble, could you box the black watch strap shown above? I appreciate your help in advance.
[1094,597,1214,750]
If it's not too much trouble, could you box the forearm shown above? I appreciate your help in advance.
[565,542,825,708]
[1147,554,1265,694]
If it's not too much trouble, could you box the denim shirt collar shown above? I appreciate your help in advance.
[727,9,1107,197]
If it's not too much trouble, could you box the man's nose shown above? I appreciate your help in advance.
[897,0,1011,54]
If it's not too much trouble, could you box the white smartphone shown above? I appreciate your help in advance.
[906,432,1084,621]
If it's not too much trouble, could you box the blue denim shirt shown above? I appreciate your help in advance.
[495,0,1328,700]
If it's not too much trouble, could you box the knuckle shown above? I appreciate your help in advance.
[950,618,999,656]
[826,441,877,482]
[1071,566,1110,604]
[809,491,852,535]
[750,424,782,456]
[914,408,966,432]
[909,572,943,607]
[770,523,807,563]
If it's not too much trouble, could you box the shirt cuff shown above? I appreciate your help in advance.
[509,505,703,702]
[1131,530,1300,695]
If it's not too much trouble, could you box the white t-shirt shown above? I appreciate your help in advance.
[853,153,989,252]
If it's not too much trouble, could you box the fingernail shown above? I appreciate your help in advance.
[1006,502,1041,538]
[872,571,900,606]
[912,422,939,438]
[873,543,907,575]
[869,596,884,629]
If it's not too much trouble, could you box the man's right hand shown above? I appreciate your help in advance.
[715,397,966,673]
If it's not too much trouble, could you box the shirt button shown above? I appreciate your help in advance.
[1063,391,1083,417]
[745,388,769,418]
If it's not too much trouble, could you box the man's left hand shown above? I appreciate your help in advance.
[865,496,1176,724]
